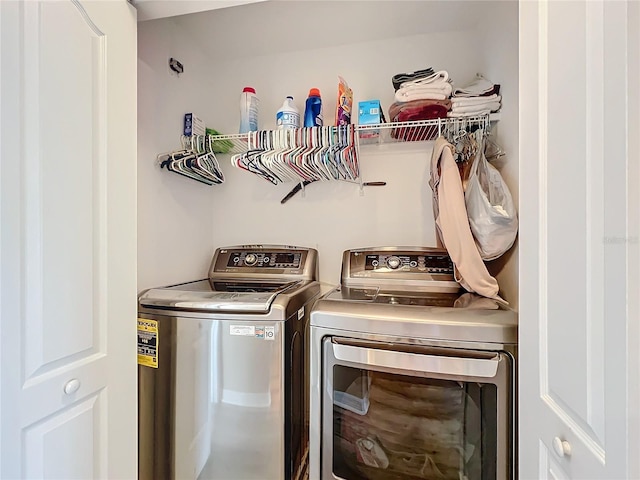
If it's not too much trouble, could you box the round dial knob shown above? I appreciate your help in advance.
[386,256,402,270]
[244,253,258,266]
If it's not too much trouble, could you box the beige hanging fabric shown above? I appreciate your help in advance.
[429,136,504,302]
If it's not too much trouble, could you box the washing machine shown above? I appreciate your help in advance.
[309,247,517,480]
[138,245,321,480]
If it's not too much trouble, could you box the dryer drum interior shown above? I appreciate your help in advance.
[325,338,514,480]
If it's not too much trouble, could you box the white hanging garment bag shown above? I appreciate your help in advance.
[464,135,518,261]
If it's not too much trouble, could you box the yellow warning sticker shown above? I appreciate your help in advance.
[137,318,159,368]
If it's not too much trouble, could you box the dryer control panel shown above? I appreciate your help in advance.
[364,253,454,275]
[342,247,459,293]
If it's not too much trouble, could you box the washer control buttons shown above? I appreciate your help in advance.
[386,256,402,270]
[244,253,258,266]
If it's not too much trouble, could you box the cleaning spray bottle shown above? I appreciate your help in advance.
[239,87,259,133]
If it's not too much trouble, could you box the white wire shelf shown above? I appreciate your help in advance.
[356,113,498,146]
[163,114,499,186]
[205,113,499,153]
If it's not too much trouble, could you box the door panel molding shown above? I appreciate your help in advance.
[626,1,640,477]
[537,0,607,458]
[540,394,605,462]
[23,392,105,479]
[583,0,605,440]
[22,0,108,381]
[521,0,634,477]
[1,1,137,477]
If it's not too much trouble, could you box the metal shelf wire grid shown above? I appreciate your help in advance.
[205,114,498,153]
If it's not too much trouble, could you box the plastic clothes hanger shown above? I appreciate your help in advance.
[324,127,344,180]
[282,129,309,181]
[272,129,300,182]
[231,131,277,183]
[300,128,323,181]
[195,136,224,183]
[230,132,254,178]
[175,135,212,183]
[330,126,349,180]
[320,127,339,180]
[458,131,482,191]
[169,150,214,185]
[285,129,311,181]
[484,136,506,162]
[340,126,359,181]
[289,128,313,181]
[187,135,223,183]
[276,129,304,182]
[315,127,335,180]
[260,130,281,179]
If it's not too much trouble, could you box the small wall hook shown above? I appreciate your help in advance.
[169,58,184,76]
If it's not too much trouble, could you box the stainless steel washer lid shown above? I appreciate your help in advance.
[139,279,301,313]
[140,245,320,314]
[311,289,517,345]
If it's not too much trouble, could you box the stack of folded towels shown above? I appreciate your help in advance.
[386,69,502,140]
[389,69,452,122]
[449,75,501,117]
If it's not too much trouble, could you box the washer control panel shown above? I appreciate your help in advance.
[210,245,318,283]
[364,253,454,275]
[226,251,302,269]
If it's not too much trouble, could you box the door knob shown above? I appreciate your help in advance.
[63,378,81,395]
[553,437,572,458]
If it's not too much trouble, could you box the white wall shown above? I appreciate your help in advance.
[137,1,520,303]
[477,0,520,308]
[202,28,484,286]
[138,19,219,290]
[133,0,267,22]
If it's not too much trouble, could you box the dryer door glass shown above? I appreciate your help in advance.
[321,338,513,480]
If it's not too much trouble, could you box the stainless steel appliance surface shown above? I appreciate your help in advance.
[309,247,518,480]
[138,245,321,480]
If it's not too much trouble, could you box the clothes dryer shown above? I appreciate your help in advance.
[309,247,517,480]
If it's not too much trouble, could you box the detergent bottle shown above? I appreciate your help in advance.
[276,96,300,129]
[239,86,259,133]
[303,88,323,127]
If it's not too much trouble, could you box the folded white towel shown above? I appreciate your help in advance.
[451,102,500,113]
[395,91,450,102]
[451,94,501,107]
[395,82,453,103]
[448,110,492,118]
[450,102,501,114]
[453,74,495,97]
[400,70,450,88]
[399,81,451,93]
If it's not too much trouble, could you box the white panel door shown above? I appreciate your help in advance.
[519,1,639,479]
[0,1,137,478]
